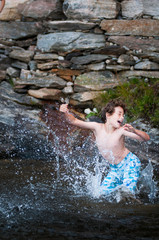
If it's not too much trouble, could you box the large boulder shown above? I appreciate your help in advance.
[0,81,54,159]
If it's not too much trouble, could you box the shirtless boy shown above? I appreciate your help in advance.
[60,99,150,195]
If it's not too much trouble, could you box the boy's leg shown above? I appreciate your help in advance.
[100,167,122,195]
[123,153,141,194]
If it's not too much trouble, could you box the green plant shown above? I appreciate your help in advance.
[94,78,159,128]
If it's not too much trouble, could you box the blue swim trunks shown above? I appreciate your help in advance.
[100,152,141,195]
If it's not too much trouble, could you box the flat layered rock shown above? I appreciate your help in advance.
[63,0,120,20]
[87,62,105,71]
[70,54,110,65]
[136,51,159,63]
[28,88,63,100]
[0,22,43,40]
[118,70,159,80]
[100,20,159,37]
[15,70,67,89]
[37,61,59,70]
[51,69,81,77]
[93,46,126,56]
[9,49,34,63]
[108,36,159,52]
[37,32,105,52]
[134,60,159,70]
[34,53,59,61]
[46,20,96,31]
[106,65,130,71]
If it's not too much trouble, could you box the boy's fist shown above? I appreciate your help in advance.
[59,104,69,113]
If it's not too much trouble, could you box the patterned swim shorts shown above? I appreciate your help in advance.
[100,152,141,195]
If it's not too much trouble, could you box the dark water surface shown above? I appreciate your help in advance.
[0,158,159,240]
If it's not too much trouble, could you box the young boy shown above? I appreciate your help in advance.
[60,99,150,195]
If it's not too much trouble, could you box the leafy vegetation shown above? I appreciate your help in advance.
[93,78,159,128]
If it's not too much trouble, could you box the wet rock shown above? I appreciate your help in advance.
[46,20,96,31]
[108,36,159,52]
[122,0,159,19]
[0,81,59,159]
[37,32,105,52]
[100,20,159,37]
[9,49,34,63]
[0,22,43,40]
[74,71,118,92]
[63,0,120,20]
[134,60,159,70]
[18,0,65,20]
[70,54,110,65]
[0,81,41,107]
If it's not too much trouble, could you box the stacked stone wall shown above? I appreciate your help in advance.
[0,0,159,107]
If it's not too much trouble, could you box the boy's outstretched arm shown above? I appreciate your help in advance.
[123,124,150,141]
[59,104,98,131]
[0,0,5,13]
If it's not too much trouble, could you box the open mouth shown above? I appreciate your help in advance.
[117,120,122,125]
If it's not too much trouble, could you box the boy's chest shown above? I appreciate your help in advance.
[96,131,122,148]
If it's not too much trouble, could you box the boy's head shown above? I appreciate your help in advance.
[101,99,126,123]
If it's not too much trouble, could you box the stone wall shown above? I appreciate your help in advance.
[0,0,159,108]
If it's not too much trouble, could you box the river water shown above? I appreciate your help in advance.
[0,154,159,239]
[0,109,159,239]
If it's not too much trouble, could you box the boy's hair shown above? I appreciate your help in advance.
[101,99,126,123]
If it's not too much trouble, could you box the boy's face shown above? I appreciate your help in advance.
[107,106,124,128]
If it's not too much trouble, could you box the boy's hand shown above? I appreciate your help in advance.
[123,124,135,133]
[59,104,69,113]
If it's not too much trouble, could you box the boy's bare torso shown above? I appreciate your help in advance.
[93,123,129,165]
[59,103,150,165]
